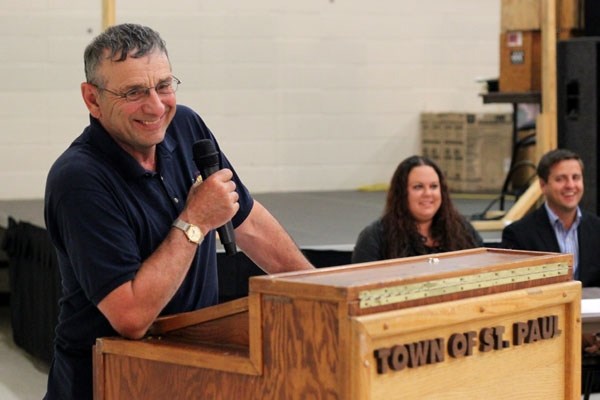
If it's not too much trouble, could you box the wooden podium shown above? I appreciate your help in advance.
[94,248,581,399]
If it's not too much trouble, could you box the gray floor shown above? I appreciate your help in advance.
[0,305,49,399]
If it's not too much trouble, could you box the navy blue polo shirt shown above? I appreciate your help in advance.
[43,104,253,400]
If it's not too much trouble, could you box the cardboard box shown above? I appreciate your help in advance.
[501,0,541,31]
[559,0,583,31]
[499,30,541,92]
[420,113,513,193]
[420,114,444,171]
[500,0,582,32]
[421,113,461,179]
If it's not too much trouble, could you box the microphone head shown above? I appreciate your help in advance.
[193,139,219,168]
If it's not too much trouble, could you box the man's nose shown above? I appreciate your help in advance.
[141,89,166,112]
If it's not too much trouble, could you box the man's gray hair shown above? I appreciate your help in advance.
[84,23,169,86]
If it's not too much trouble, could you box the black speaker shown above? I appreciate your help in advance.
[557,37,600,215]
[584,3,600,37]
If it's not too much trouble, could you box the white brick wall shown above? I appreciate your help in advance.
[0,0,510,199]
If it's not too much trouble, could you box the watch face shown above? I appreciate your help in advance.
[187,226,202,243]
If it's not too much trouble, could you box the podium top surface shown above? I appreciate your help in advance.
[250,248,572,314]
[253,248,571,288]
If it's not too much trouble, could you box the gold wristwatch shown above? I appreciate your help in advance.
[172,218,204,245]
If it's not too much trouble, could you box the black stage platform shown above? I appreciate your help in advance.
[0,190,508,364]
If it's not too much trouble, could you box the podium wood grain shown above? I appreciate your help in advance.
[94,248,581,399]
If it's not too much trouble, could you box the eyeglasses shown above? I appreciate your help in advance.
[94,76,181,102]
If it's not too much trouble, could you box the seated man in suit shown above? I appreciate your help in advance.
[501,148,600,287]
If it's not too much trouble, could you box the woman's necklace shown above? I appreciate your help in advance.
[419,232,438,248]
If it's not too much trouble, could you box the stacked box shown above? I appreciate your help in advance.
[500,0,582,33]
[420,113,513,193]
[499,0,582,93]
[499,30,542,92]
[500,0,541,31]
[421,113,456,180]
[420,114,444,172]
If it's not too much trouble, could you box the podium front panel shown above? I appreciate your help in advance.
[350,281,581,399]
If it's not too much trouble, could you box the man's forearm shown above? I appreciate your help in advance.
[236,201,314,274]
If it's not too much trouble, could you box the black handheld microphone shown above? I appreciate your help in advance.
[192,139,237,256]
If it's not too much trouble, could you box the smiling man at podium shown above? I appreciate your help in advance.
[42,23,313,400]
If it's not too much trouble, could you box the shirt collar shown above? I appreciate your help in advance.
[87,115,177,180]
[544,202,582,229]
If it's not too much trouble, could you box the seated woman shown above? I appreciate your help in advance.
[352,155,483,263]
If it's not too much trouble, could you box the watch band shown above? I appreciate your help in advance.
[172,218,204,245]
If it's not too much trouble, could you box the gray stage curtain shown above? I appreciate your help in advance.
[2,217,60,365]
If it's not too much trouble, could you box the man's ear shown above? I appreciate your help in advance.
[81,82,102,118]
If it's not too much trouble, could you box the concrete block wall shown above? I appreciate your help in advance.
[0,0,508,198]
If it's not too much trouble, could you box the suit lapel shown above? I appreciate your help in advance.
[576,214,589,282]
[533,207,560,252]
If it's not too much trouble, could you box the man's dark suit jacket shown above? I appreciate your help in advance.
[501,205,600,287]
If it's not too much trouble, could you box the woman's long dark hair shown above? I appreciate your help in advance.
[381,156,478,258]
